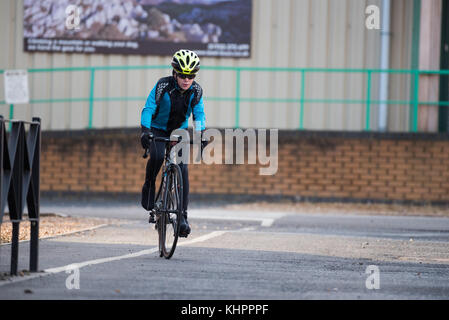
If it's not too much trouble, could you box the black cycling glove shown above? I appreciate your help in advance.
[140,126,154,149]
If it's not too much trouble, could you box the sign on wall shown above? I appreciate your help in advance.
[23,0,252,58]
[4,70,30,105]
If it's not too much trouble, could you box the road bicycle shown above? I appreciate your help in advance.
[143,135,203,259]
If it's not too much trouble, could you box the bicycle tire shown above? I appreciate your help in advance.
[155,177,165,258]
[157,215,164,258]
[160,164,183,259]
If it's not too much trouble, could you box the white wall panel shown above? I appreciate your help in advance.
[326,0,347,130]
[388,0,413,132]
[306,0,329,130]
[250,0,272,129]
[69,54,89,130]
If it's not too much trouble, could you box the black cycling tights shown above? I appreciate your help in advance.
[141,127,189,212]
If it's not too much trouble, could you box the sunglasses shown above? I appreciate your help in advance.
[176,73,196,80]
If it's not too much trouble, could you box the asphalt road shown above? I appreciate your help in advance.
[1,203,449,300]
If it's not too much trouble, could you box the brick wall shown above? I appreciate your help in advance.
[40,128,449,204]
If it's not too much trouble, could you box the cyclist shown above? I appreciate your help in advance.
[140,49,206,237]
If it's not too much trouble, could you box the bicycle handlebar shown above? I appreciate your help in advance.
[142,136,209,159]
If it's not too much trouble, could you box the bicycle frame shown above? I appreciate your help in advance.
[154,139,180,214]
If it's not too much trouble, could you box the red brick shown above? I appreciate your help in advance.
[37,131,449,203]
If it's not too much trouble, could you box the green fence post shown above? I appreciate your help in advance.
[365,71,372,131]
[299,70,305,130]
[413,70,420,132]
[88,68,95,129]
[9,104,13,130]
[235,69,241,129]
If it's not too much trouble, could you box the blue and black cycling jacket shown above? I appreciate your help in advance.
[141,76,206,133]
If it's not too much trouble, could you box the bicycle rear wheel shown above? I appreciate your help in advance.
[160,164,183,259]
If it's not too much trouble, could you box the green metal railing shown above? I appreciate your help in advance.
[1,66,448,132]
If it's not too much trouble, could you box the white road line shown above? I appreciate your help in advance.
[178,230,228,246]
[188,210,283,227]
[0,229,236,287]
[260,219,275,227]
[195,215,275,226]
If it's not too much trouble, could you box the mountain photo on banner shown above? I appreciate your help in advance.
[23,0,252,57]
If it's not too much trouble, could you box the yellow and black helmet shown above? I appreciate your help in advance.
[171,49,200,75]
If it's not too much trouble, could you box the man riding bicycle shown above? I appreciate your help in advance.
[140,49,206,237]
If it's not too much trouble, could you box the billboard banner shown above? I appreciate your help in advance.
[23,0,251,58]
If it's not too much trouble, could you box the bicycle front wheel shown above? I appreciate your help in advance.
[161,164,183,259]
